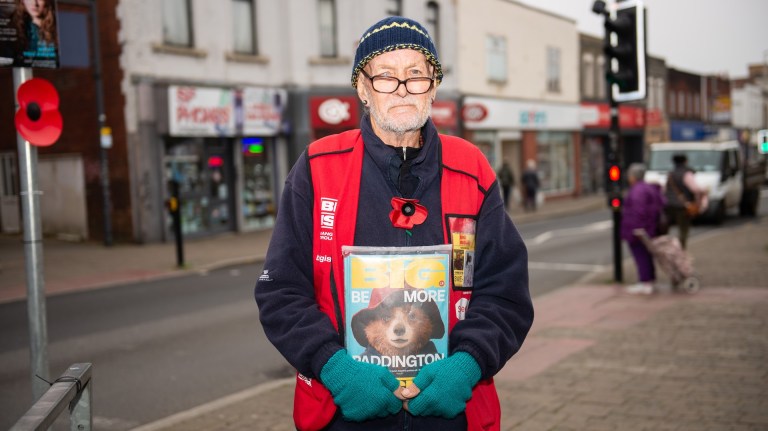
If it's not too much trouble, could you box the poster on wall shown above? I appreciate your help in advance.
[0,0,60,68]
[169,86,236,137]
[240,87,287,136]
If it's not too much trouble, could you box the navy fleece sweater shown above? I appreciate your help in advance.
[254,115,533,429]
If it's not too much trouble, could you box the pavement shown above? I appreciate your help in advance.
[2,193,768,430]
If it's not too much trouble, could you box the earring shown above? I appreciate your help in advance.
[362,100,368,105]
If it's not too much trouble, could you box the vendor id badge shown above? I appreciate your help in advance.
[448,216,476,291]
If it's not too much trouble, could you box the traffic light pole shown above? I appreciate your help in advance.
[608,95,623,283]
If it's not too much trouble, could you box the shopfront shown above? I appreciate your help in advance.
[239,87,287,230]
[165,85,286,238]
[462,97,581,197]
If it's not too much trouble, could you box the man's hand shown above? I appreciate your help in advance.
[320,349,402,421]
[405,351,481,418]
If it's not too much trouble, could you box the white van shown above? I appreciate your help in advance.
[644,141,743,224]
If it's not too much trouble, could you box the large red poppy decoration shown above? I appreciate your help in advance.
[389,197,428,230]
[14,78,63,147]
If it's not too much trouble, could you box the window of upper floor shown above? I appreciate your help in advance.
[318,0,338,57]
[424,2,440,54]
[232,0,258,55]
[486,34,507,84]
[546,46,561,93]
[596,55,606,99]
[162,0,193,47]
[582,53,595,98]
[387,0,402,16]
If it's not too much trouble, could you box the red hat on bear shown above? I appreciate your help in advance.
[350,287,445,348]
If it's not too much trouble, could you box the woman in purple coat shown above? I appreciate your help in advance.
[621,163,666,294]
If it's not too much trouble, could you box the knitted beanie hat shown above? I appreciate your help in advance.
[351,16,443,88]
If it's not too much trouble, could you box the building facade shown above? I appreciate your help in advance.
[456,0,581,200]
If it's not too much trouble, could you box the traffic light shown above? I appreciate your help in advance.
[758,129,768,154]
[603,0,646,102]
[606,163,622,209]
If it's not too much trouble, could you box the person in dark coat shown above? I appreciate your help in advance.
[621,163,666,294]
[521,159,540,212]
[496,161,515,210]
[664,154,707,249]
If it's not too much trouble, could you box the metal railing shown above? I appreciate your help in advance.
[10,363,93,431]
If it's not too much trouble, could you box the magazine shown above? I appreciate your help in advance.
[342,245,451,388]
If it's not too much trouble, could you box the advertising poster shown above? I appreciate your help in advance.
[0,0,60,68]
[168,86,236,137]
[343,245,451,388]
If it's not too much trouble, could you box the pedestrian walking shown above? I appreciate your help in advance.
[497,160,515,210]
[521,159,540,212]
[621,163,666,294]
[664,154,707,249]
[254,16,533,431]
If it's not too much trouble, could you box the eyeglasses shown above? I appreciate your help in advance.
[360,69,435,95]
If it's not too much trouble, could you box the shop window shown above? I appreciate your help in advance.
[536,131,573,193]
[241,137,275,230]
[162,0,193,47]
[486,34,507,83]
[318,0,337,57]
[232,0,257,55]
[164,137,234,236]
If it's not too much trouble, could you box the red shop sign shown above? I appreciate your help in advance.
[310,96,360,129]
[431,100,457,128]
[581,103,646,129]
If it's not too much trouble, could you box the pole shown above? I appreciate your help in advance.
[169,180,185,268]
[602,4,623,283]
[13,67,50,401]
[609,96,623,283]
[91,0,112,246]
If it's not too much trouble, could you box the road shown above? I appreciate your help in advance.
[1,193,765,429]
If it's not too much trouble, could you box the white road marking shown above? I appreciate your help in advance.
[528,261,609,272]
[528,220,612,245]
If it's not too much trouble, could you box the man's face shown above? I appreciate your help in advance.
[357,49,437,135]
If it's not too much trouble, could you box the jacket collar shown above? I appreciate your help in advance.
[360,114,441,196]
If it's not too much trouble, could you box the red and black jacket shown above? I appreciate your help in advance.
[255,116,533,431]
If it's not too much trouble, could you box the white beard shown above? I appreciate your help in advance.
[369,98,432,135]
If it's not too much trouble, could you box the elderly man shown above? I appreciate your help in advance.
[255,16,533,431]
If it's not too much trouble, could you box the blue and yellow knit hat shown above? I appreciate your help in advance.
[351,16,443,88]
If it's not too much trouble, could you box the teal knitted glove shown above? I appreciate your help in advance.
[320,349,402,421]
[407,351,482,418]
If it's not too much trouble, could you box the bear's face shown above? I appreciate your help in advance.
[363,302,434,357]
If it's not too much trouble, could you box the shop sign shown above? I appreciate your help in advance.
[463,97,580,130]
[462,103,488,123]
[580,103,646,129]
[310,96,359,129]
[431,100,457,128]
[240,87,286,136]
[169,86,236,137]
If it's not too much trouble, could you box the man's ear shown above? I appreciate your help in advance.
[356,78,370,105]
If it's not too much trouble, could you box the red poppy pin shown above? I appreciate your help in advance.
[14,78,63,147]
[389,197,427,230]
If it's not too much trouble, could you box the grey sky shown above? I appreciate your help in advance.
[514,0,768,78]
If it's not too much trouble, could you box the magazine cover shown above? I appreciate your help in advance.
[342,245,451,388]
